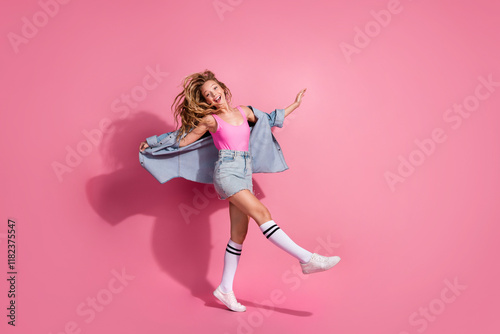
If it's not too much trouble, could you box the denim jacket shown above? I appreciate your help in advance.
[139,106,289,184]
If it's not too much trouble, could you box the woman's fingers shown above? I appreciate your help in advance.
[139,141,149,152]
[296,88,307,104]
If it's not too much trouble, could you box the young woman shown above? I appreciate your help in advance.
[139,70,340,312]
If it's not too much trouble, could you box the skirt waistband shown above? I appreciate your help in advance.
[218,150,251,158]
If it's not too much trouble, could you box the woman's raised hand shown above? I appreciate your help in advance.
[284,88,307,118]
[294,88,307,107]
[139,141,149,152]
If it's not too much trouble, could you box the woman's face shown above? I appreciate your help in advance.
[200,80,226,106]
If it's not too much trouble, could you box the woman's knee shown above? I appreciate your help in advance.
[229,190,272,224]
[254,205,272,224]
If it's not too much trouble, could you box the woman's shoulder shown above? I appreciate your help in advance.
[200,113,216,123]
[237,105,258,122]
[238,105,254,115]
[199,113,217,132]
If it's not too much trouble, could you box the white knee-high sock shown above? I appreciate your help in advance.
[259,220,312,264]
[219,239,242,293]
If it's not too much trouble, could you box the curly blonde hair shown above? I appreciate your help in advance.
[172,70,232,141]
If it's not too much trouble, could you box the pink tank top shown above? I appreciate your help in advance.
[210,106,250,151]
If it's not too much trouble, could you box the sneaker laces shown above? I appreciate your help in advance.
[227,291,241,307]
[314,254,327,263]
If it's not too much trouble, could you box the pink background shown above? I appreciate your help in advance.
[2,0,499,333]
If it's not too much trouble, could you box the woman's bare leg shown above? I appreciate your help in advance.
[227,190,272,226]
[218,202,248,293]
[214,190,340,311]
[228,190,312,263]
[213,201,249,312]
[229,201,249,244]
[228,189,341,273]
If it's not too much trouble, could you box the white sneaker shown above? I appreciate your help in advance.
[300,253,341,274]
[213,286,246,312]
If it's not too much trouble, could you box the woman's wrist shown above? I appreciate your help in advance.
[284,102,298,117]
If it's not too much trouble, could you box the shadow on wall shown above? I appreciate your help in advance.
[84,111,266,304]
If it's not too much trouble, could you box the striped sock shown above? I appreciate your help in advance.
[260,220,312,264]
[219,239,242,293]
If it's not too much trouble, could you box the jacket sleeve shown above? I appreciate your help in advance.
[146,133,167,147]
[248,106,285,128]
[145,130,180,150]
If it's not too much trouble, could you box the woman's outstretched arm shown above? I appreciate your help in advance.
[284,88,307,118]
[178,114,217,147]
[178,122,209,147]
[139,115,215,151]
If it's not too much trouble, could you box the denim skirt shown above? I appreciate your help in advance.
[213,150,253,200]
